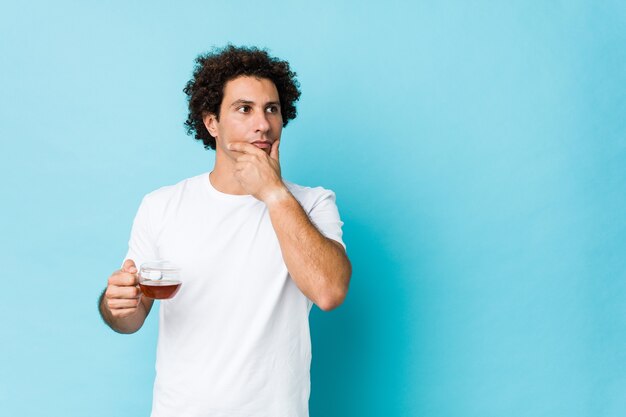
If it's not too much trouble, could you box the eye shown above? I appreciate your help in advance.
[237,105,251,113]
[266,105,279,114]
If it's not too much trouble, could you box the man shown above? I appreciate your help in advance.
[98,45,352,417]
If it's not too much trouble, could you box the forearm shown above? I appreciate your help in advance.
[266,189,351,311]
[98,289,149,334]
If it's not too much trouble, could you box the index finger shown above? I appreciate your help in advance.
[270,139,280,161]
[228,142,264,155]
[109,270,139,287]
[122,259,137,273]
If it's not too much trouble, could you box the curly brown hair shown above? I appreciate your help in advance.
[183,45,301,150]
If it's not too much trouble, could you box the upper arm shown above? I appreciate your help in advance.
[329,238,347,254]
[308,189,347,251]
[126,195,159,318]
[125,196,159,264]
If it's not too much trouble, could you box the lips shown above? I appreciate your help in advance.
[252,141,271,149]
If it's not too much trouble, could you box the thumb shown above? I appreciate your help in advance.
[122,259,137,274]
[270,140,280,161]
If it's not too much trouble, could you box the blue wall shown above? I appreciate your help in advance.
[1,1,624,416]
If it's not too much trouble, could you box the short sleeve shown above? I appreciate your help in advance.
[308,189,347,252]
[122,196,159,269]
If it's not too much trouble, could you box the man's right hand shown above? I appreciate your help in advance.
[103,259,143,319]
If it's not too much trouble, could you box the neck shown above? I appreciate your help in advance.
[210,150,249,195]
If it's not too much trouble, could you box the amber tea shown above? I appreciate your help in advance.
[139,261,182,300]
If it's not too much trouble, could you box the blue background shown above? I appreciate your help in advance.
[1,1,625,416]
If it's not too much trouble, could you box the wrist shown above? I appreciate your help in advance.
[263,184,292,207]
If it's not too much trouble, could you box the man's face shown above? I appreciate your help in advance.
[204,76,283,158]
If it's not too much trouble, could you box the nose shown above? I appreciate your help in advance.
[253,111,270,134]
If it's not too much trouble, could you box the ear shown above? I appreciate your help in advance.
[202,113,219,138]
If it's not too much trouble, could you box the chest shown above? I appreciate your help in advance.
[153,201,285,291]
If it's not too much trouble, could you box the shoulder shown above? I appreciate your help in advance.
[140,172,207,208]
[284,180,338,213]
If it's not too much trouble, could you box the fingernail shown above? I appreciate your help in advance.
[129,267,136,273]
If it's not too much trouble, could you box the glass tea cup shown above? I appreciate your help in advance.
[139,261,182,300]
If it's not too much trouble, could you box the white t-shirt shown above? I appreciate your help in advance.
[124,172,346,417]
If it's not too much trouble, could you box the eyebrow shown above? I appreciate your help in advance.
[229,99,281,108]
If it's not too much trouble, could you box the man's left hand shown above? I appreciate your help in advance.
[228,140,289,204]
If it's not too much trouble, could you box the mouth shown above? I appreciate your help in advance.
[252,141,272,149]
